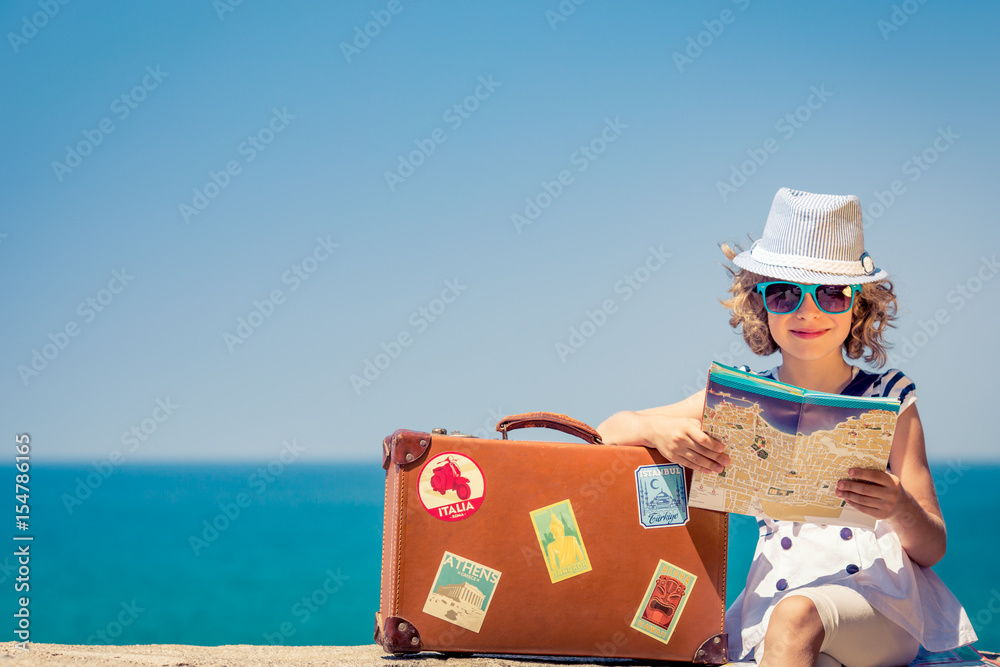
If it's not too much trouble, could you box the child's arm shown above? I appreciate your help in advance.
[835,404,946,567]
[597,389,730,475]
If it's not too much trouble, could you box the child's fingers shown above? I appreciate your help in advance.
[845,467,890,485]
[686,428,731,465]
[673,448,723,475]
[841,493,885,516]
[682,441,728,472]
[689,427,726,452]
[837,479,881,498]
[842,498,879,517]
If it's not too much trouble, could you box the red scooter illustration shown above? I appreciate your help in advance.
[430,456,471,500]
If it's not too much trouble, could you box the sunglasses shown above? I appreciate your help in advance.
[755,281,861,315]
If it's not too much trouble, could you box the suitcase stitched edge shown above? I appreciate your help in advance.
[394,466,405,618]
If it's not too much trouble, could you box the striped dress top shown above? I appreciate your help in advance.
[724,364,978,660]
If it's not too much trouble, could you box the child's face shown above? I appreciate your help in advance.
[766,287,855,364]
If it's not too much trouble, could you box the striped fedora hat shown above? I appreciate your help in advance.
[732,187,888,284]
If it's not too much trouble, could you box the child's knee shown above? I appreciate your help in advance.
[767,594,825,641]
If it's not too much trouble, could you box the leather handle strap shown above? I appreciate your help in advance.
[495,412,603,445]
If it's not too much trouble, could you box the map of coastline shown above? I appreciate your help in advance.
[689,385,898,527]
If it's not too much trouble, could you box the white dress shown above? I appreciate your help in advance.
[724,365,978,661]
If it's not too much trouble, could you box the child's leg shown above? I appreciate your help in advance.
[766,585,920,667]
[757,594,825,667]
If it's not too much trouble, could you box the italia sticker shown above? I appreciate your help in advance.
[417,452,485,522]
[422,551,501,633]
[630,559,697,646]
[635,463,689,528]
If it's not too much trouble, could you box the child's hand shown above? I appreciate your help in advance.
[643,416,730,475]
[597,409,729,475]
[835,468,906,520]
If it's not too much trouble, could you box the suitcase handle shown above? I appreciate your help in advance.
[495,412,604,445]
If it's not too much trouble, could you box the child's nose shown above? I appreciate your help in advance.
[797,293,823,315]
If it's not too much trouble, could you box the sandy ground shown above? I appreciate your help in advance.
[4,643,996,667]
[0,643,686,667]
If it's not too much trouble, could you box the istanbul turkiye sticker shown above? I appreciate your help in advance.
[422,551,501,633]
[635,463,689,528]
[529,499,592,583]
[630,559,697,646]
[417,452,485,521]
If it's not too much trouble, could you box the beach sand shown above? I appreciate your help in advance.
[5,643,996,666]
[0,643,660,667]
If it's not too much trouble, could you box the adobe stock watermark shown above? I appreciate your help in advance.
[931,459,970,499]
[384,75,501,192]
[223,235,339,352]
[863,127,959,228]
[340,0,411,63]
[350,279,467,395]
[518,448,634,572]
[716,84,833,202]
[892,459,971,533]
[61,398,180,514]
[556,246,671,362]
[887,254,997,367]
[545,0,586,31]
[469,406,506,440]
[7,0,71,54]
[0,556,17,586]
[262,568,350,644]
[213,0,245,21]
[672,0,751,73]
[972,589,1000,632]
[511,116,628,234]
[877,0,929,41]
[52,66,169,182]
[680,339,747,398]
[17,268,135,386]
[188,439,305,556]
[85,600,144,645]
[179,107,295,224]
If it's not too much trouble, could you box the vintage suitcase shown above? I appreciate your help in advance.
[375,412,729,663]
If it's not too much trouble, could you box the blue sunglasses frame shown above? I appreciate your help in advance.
[755,281,861,315]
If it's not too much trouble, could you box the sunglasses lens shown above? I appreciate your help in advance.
[763,283,802,314]
[816,285,854,313]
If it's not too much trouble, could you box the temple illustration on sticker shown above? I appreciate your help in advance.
[422,551,501,633]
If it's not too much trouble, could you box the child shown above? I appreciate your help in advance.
[598,188,977,667]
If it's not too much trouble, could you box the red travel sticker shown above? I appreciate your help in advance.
[417,452,485,522]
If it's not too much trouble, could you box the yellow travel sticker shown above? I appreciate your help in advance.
[630,559,697,645]
[422,551,501,633]
[528,499,592,583]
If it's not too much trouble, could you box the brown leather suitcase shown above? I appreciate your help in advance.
[375,412,729,664]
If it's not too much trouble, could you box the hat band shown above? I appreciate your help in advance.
[750,243,867,276]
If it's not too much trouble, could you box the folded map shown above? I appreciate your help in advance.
[688,362,902,528]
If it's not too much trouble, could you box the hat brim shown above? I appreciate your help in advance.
[732,250,888,284]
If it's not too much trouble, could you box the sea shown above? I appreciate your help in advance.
[8,462,1000,650]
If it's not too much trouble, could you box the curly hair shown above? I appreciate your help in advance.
[718,239,899,368]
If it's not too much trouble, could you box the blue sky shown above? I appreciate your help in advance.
[2,0,998,462]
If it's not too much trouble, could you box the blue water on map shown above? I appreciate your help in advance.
[5,462,999,649]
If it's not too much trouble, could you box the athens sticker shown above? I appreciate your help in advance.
[630,559,697,645]
[417,452,485,522]
[529,499,593,583]
[422,551,501,633]
[635,463,689,528]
